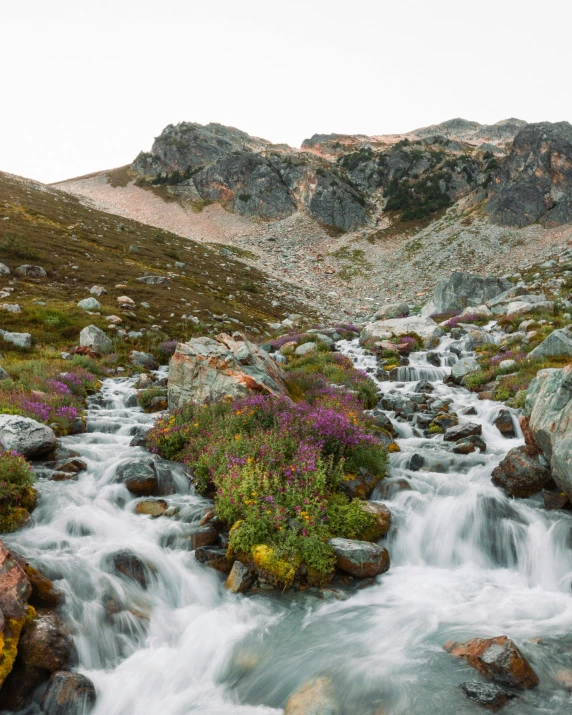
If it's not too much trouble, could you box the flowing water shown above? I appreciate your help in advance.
[4,337,572,714]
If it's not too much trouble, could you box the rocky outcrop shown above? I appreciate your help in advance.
[525,366,572,500]
[486,121,572,227]
[528,328,572,359]
[0,415,56,458]
[424,272,511,315]
[168,332,287,408]
[444,635,539,689]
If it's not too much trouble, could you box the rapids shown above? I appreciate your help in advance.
[4,336,572,714]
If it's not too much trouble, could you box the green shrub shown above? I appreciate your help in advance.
[0,451,36,533]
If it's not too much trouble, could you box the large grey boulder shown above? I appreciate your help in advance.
[424,272,511,315]
[525,367,572,499]
[77,297,101,311]
[373,302,410,320]
[0,415,56,458]
[15,265,47,278]
[505,300,554,318]
[0,263,10,275]
[361,316,443,349]
[0,330,32,349]
[528,328,572,359]
[79,325,113,354]
[129,350,159,370]
[168,332,287,408]
[451,356,480,381]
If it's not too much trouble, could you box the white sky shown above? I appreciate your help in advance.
[2,0,571,183]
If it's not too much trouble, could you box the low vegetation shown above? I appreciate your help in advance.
[0,450,36,532]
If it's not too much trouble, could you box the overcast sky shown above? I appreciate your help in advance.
[2,0,570,183]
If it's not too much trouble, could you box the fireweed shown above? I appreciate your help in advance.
[148,392,387,583]
[0,360,98,432]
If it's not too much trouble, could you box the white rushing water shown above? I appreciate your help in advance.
[4,337,572,714]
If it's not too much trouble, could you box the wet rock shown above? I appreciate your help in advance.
[491,445,553,497]
[339,468,381,500]
[542,489,571,511]
[108,550,151,589]
[9,552,62,608]
[284,677,340,715]
[168,332,287,408]
[453,436,487,454]
[115,458,159,496]
[463,406,478,416]
[444,635,539,689]
[135,499,167,517]
[378,478,411,498]
[359,502,391,539]
[148,395,168,412]
[0,414,56,458]
[407,454,425,471]
[19,610,73,672]
[52,458,87,475]
[0,541,32,686]
[130,350,159,370]
[225,561,255,593]
[41,671,96,715]
[430,413,458,431]
[129,433,147,448]
[195,546,232,574]
[79,325,112,354]
[328,538,390,578]
[459,681,515,710]
[415,380,434,393]
[0,665,48,712]
[163,525,218,550]
[426,351,442,367]
[493,409,516,438]
[444,422,482,442]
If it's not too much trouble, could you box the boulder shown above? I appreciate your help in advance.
[339,468,381,500]
[195,546,232,573]
[130,350,159,370]
[295,342,317,357]
[114,458,173,496]
[359,502,391,539]
[373,303,409,320]
[459,681,515,710]
[361,316,443,349]
[41,671,96,715]
[284,677,339,715]
[1,303,21,313]
[444,422,482,441]
[168,332,287,408]
[0,263,10,275]
[451,357,480,381]
[19,610,72,672]
[528,328,572,360]
[328,538,390,578]
[444,635,539,689]
[459,304,492,318]
[505,300,554,318]
[135,499,167,517]
[79,325,112,354]
[225,561,255,593]
[163,525,218,550]
[136,275,169,285]
[90,285,107,296]
[491,445,552,497]
[0,415,56,458]
[77,297,101,311]
[425,272,511,315]
[453,436,487,454]
[0,330,32,349]
[15,265,47,278]
[525,366,572,499]
[493,409,516,438]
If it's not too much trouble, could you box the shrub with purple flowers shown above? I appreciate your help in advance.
[147,391,387,585]
[0,450,36,533]
[159,339,179,357]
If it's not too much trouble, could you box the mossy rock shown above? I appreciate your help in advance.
[251,544,297,588]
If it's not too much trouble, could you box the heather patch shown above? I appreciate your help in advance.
[0,358,98,433]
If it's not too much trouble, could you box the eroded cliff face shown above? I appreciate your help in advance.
[486,121,572,227]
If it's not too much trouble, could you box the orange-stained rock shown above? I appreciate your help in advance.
[444,635,539,689]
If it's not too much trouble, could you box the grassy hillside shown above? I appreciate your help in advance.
[0,171,316,361]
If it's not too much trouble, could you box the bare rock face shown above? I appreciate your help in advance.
[425,272,511,315]
[444,635,539,689]
[225,561,255,593]
[168,332,287,408]
[525,366,572,500]
[486,121,572,227]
